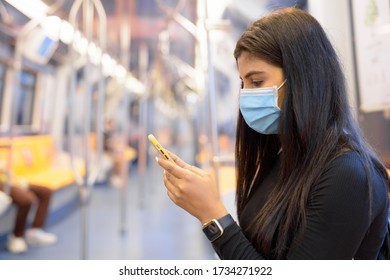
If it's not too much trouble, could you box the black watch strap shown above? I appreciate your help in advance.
[202,214,235,242]
[217,214,235,229]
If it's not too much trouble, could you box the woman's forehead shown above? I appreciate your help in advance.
[237,52,280,77]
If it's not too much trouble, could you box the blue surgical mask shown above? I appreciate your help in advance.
[239,80,286,135]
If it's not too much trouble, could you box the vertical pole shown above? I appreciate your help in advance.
[197,0,220,191]
[8,18,45,210]
[138,42,149,208]
[79,0,93,260]
[69,0,84,260]
[117,0,131,234]
[69,0,107,260]
[7,26,24,198]
[91,0,107,186]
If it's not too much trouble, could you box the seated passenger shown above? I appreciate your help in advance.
[0,180,57,254]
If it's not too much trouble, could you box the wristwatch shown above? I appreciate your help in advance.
[202,214,235,242]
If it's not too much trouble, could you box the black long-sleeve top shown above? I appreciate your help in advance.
[212,151,389,259]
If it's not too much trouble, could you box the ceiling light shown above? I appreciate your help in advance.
[5,0,48,20]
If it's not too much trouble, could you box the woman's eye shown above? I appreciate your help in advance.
[252,80,263,88]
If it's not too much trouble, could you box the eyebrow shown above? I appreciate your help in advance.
[242,70,267,79]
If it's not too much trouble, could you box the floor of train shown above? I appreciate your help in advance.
[0,165,236,260]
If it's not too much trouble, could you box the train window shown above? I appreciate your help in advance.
[15,70,36,126]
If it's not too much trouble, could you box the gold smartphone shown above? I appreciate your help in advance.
[148,134,175,163]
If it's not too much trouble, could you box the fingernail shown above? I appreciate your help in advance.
[155,156,159,162]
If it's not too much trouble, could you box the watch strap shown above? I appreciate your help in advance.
[216,214,235,230]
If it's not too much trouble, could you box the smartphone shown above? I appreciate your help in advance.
[148,134,175,163]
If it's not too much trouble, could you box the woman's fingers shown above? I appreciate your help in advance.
[186,165,207,177]
[165,150,193,169]
[157,156,189,179]
[158,153,227,223]
[161,150,208,177]
[164,173,176,195]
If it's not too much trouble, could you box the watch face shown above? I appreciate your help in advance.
[203,220,223,242]
[208,223,220,235]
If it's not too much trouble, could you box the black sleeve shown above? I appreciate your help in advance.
[212,153,374,259]
[212,222,266,260]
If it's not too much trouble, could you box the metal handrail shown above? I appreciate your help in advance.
[68,0,107,260]
[150,0,229,193]
[117,0,131,234]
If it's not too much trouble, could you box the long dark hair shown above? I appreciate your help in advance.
[234,7,389,259]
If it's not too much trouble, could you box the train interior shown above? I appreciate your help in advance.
[0,0,252,260]
[0,0,389,260]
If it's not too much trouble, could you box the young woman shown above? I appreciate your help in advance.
[156,7,389,259]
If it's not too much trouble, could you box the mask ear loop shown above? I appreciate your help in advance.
[275,79,287,109]
[277,79,287,90]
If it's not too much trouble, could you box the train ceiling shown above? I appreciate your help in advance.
[0,0,198,67]
[0,0,307,71]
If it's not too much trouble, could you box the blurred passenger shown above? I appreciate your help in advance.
[155,8,390,259]
[0,180,57,254]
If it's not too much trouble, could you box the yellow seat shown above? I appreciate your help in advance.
[0,135,85,190]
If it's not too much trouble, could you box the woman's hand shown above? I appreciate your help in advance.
[155,151,228,224]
